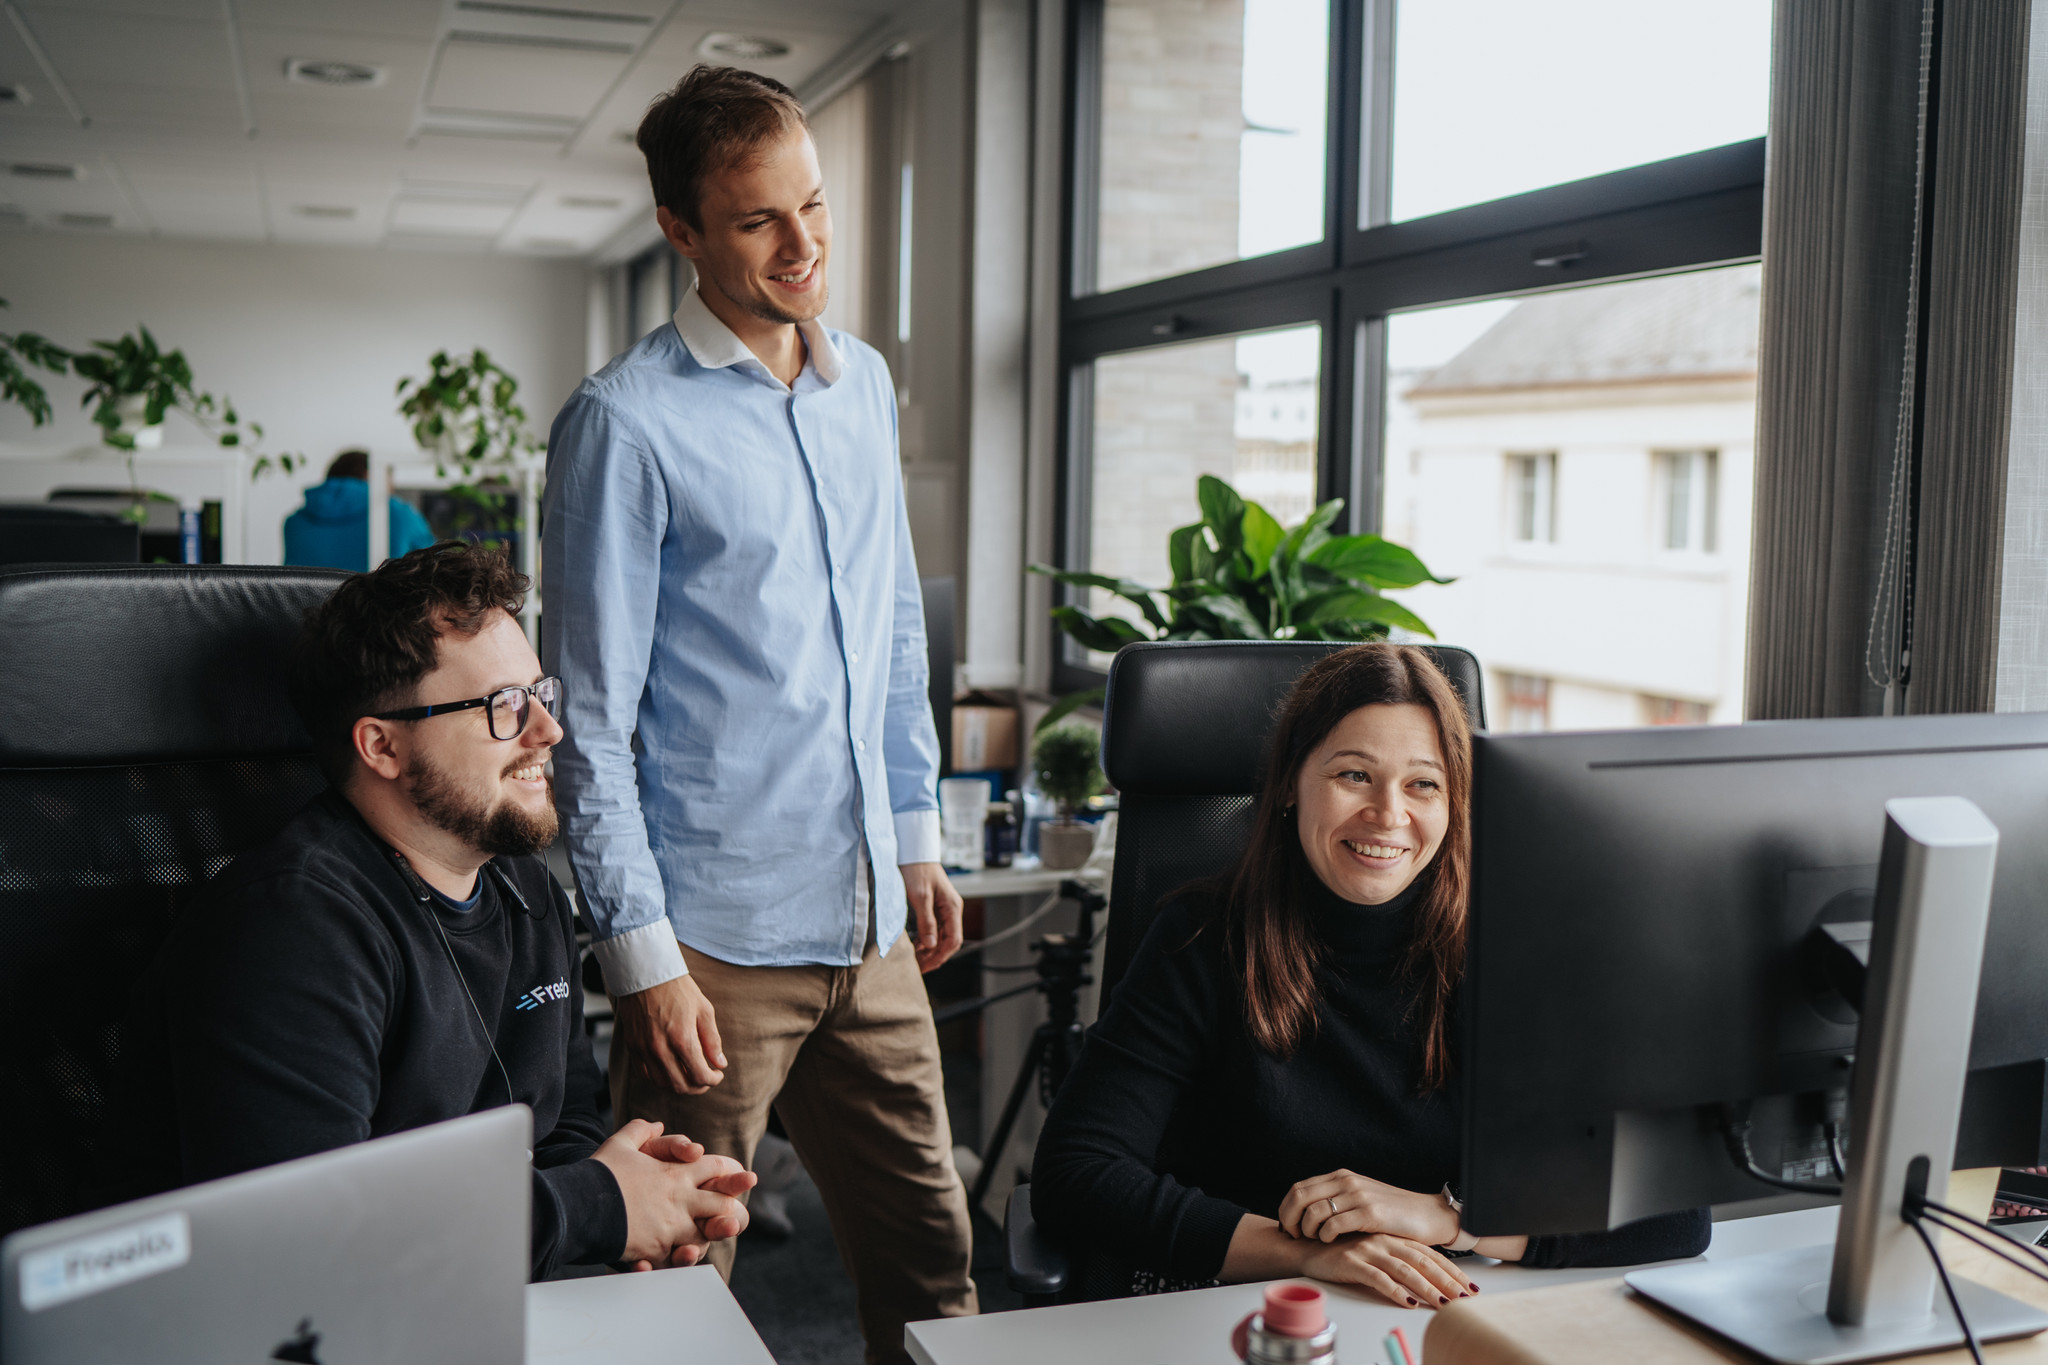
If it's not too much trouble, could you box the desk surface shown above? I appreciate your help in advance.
[904,1206,1841,1365]
[527,1265,774,1365]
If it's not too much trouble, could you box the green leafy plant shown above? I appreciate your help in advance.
[68,327,303,487]
[1029,474,1451,730]
[396,348,540,477]
[0,298,73,427]
[1033,723,1106,820]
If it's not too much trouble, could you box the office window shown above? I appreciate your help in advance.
[1090,0,1329,293]
[1085,325,1321,636]
[1506,453,1557,544]
[1053,0,1767,696]
[1499,671,1551,732]
[1382,265,1758,729]
[1390,0,1772,222]
[1657,450,1719,553]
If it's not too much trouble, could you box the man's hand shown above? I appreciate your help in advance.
[614,974,725,1095]
[1277,1169,1460,1247]
[902,861,964,972]
[593,1119,758,1271]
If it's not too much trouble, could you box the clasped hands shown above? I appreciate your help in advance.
[593,1119,758,1271]
[1276,1169,1476,1309]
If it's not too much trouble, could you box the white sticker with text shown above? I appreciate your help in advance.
[19,1212,190,1311]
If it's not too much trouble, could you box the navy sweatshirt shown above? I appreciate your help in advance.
[115,791,626,1280]
[1031,880,1707,1287]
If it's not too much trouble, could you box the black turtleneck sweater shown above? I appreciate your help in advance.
[1031,880,1707,1286]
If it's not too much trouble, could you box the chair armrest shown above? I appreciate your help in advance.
[1005,1183,1070,1299]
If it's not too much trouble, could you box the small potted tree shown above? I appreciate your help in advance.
[1033,723,1105,870]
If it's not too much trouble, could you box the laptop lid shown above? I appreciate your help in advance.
[2,1106,531,1365]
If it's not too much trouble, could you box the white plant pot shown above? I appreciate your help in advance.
[1039,820,1096,871]
[114,395,164,449]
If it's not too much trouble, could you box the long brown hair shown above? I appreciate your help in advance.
[1220,644,1473,1089]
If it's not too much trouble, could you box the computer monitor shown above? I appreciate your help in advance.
[1461,711,2048,1239]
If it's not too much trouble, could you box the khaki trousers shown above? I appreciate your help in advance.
[610,938,978,1365]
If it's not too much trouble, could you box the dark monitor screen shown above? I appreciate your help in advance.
[1461,712,2048,1238]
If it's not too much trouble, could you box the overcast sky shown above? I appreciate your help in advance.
[1232,0,1773,380]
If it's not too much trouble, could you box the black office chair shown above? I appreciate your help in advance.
[0,563,347,1237]
[1005,639,1486,1304]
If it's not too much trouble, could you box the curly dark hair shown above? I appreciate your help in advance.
[636,64,809,230]
[290,541,530,787]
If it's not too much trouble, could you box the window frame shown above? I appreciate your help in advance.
[1051,0,1765,694]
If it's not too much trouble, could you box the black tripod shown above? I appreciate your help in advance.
[933,878,1106,1212]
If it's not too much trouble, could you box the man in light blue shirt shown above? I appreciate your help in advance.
[541,67,974,1360]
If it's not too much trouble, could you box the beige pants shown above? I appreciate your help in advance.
[610,938,979,1365]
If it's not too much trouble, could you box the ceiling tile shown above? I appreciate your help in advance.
[389,197,518,236]
[426,37,631,120]
[61,82,243,133]
[126,170,266,239]
[23,10,239,94]
[235,0,443,41]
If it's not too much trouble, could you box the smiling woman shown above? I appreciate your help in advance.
[1029,642,1709,1304]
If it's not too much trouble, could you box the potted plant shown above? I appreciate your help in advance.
[395,348,541,547]
[1033,723,1105,870]
[1029,474,1451,730]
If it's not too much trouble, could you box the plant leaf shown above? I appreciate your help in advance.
[1197,475,1245,556]
[1240,498,1284,576]
[1034,686,1106,734]
[1307,534,1453,588]
[1050,605,1151,654]
[1298,588,1436,637]
[1026,564,1168,631]
[1183,589,1268,639]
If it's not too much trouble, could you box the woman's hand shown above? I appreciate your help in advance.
[1300,1232,1477,1308]
[1278,1169,1460,1246]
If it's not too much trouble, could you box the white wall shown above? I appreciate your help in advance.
[0,234,588,564]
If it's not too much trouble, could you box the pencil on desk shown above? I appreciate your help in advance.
[1393,1324,1418,1365]
[1383,1330,1404,1365]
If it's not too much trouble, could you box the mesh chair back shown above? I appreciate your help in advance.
[1097,641,1485,1010]
[0,565,345,1235]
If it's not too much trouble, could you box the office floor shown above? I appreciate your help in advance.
[729,1164,1020,1364]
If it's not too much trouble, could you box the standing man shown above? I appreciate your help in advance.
[541,65,976,1363]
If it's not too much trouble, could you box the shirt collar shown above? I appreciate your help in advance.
[672,280,843,387]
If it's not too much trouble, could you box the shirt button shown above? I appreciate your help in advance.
[856,739,868,753]
[850,650,860,663]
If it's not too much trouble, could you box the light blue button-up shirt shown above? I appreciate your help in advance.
[542,286,942,992]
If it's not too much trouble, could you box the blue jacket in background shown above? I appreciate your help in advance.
[283,477,437,571]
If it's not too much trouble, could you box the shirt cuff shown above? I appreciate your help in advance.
[895,808,942,865]
[591,920,687,996]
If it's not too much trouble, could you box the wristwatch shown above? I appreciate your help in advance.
[1438,1184,1479,1254]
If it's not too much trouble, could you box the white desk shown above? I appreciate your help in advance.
[527,1265,775,1364]
[904,1207,1840,1365]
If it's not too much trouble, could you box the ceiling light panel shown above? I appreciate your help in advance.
[285,58,385,87]
[390,196,519,237]
[266,176,389,244]
[426,36,631,121]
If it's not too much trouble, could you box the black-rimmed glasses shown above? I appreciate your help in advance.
[374,676,563,741]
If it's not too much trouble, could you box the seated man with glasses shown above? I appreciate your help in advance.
[113,542,756,1279]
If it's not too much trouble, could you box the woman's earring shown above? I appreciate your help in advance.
[1282,805,1295,819]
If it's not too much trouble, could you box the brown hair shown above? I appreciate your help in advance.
[636,65,810,230]
[289,541,528,787]
[1221,644,1473,1089]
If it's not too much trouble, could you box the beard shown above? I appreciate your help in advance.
[711,267,828,327]
[407,750,559,858]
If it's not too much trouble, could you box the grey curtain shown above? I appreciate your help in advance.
[1747,0,2035,719]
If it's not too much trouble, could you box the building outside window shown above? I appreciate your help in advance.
[1505,453,1557,544]
[1657,449,1719,553]
[1642,695,1712,726]
[1499,671,1552,732]
[1053,0,1772,707]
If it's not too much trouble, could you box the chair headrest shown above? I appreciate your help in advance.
[0,564,348,766]
[1100,640,1486,796]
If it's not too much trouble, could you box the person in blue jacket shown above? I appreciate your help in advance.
[284,449,437,571]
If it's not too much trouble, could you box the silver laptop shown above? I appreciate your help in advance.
[3,1106,531,1364]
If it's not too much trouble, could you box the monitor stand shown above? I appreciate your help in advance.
[1627,797,2048,1365]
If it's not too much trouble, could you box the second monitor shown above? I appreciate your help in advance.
[1462,711,2048,1237]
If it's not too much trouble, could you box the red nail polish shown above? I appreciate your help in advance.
[1439,1295,1449,1304]
[1469,1283,1480,1293]
[1406,1297,1418,1306]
